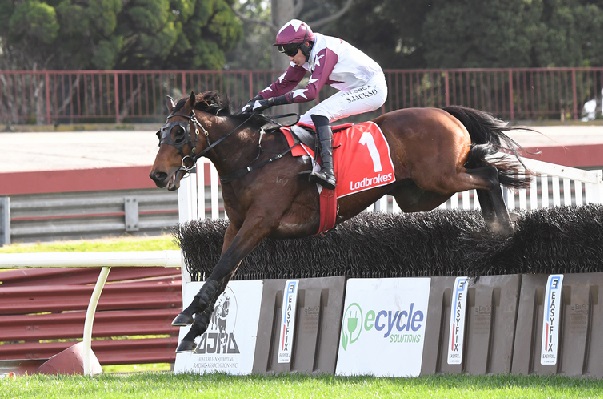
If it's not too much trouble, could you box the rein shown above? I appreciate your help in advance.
[157,109,298,182]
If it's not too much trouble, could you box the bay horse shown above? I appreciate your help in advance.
[150,90,530,352]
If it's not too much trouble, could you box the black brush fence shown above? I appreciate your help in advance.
[175,205,603,281]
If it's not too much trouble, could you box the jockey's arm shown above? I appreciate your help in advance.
[258,65,306,99]
[289,48,338,103]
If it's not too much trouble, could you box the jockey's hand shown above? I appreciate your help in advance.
[241,95,263,114]
[241,95,289,114]
[250,98,274,113]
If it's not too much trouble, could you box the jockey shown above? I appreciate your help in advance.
[241,19,387,190]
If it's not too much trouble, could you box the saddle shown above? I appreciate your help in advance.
[287,122,354,149]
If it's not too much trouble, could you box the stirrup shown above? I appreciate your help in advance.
[309,170,336,190]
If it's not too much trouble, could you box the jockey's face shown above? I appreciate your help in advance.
[288,48,306,66]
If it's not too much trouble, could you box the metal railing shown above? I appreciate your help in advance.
[0,189,179,245]
[2,67,603,125]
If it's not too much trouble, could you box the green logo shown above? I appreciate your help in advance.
[340,303,362,350]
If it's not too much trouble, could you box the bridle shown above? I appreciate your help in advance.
[157,112,205,173]
[157,100,300,183]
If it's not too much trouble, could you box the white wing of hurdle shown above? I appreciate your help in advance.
[180,158,603,221]
[0,251,181,376]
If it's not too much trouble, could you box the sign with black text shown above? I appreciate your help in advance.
[174,280,263,374]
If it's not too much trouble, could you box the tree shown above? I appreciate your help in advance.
[224,0,273,70]
[230,0,356,71]
[0,0,242,70]
[316,0,603,69]
[420,0,538,68]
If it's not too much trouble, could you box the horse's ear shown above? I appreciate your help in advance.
[166,95,176,112]
[189,91,196,107]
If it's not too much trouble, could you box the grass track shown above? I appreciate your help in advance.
[0,235,179,253]
[2,238,603,397]
[2,373,603,399]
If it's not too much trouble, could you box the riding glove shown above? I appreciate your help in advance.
[241,95,262,114]
[241,95,290,114]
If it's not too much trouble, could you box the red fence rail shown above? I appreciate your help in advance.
[0,267,181,366]
[2,67,603,125]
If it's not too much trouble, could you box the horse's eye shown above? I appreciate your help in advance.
[173,127,186,144]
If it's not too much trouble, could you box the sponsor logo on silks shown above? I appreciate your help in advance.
[447,277,469,365]
[349,173,394,191]
[195,286,240,355]
[278,280,299,363]
[541,274,563,365]
[339,302,425,351]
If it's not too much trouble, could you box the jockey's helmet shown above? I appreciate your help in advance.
[274,19,315,59]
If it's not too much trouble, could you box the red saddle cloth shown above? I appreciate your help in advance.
[281,121,396,234]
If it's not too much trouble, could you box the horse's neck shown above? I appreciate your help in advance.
[202,115,261,174]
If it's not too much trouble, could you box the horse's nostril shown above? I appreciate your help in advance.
[150,171,167,182]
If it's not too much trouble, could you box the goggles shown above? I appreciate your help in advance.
[277,43,301,57]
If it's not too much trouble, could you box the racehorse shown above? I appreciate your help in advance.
[150,90,531,352]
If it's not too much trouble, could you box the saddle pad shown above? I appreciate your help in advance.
[280,121,395,233]
[332,121,395,198]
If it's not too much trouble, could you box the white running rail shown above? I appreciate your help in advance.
[180,158,603,217]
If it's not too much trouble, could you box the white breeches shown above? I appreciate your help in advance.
[299,73,388,124]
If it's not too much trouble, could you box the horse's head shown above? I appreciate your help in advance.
[150,90,225,190]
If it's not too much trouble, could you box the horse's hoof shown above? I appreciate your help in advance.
[175,339,196,353]
[172,313,194,326]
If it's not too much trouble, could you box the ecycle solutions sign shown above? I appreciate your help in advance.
[336,278,431,377]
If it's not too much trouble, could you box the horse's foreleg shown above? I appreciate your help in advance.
[205,219,271,285]
[175,277,233,352]
[175,222,267,351]
[172,223,240,327]
[171,279,221,326]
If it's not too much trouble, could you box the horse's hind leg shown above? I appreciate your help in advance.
[476,189,496,225]
[468,166,512,234]
[391,181,450,212]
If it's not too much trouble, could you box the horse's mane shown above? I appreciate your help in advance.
[193,91,231,115]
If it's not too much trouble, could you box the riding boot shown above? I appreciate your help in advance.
[309,125,336,190]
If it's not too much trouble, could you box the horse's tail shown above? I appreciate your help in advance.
[442,105,532,188]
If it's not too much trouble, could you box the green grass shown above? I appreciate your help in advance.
[1,373,603,399]
[0,235,179,253]
[2,237,603,397]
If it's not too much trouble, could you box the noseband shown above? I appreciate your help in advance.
[157,112,208,173]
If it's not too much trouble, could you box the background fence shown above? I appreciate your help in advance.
[3,67,603,126]
[0,189,178,245]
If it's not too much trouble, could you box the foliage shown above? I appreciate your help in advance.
[322,0,603,69]
[3,1,602,71]
[0,0,242,70]
[224,0,272,70]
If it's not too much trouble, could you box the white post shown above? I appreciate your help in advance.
[585,170,603,204]
[83,266,110,376]
[210,164,220,220]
